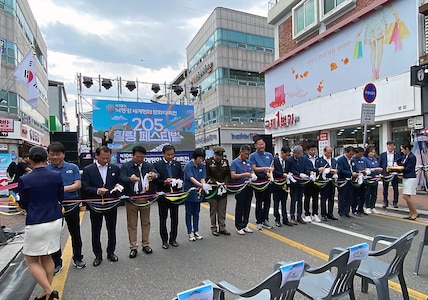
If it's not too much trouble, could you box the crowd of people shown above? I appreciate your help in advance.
[14,138,418,300]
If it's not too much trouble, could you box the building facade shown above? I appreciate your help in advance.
[263,0,425,156]
[186,7,274,159]
[0,0,49,166]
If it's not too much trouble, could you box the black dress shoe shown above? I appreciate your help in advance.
[35,296,46,300]
[290,218,298,225]
[107,253,119,262]
[219,230,231,235]
[47,290,59,300]
[162,243,169,249]
[93,257,102,267]
[212,231,219,236]
[142,246,153,254]
[169,241,179,247]
[297,217,307,224]
[327,215,339,220]
[283,220,294,226]
[129,249,138,258]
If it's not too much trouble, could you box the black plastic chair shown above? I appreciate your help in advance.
[217,261,303,300]
[297,248,362,299]
[415,226,428,275]
[356,229,419,300]
[172,280,225,300]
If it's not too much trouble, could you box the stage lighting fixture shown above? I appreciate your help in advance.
[152,83,160,93]
[190,86,199,97]
[82,76,93,88]
[126,81,136,91]
[173,85,184,95]
[102,78,113,90]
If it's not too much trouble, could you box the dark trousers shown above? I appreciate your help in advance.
[289,183,304,218]
[158,198,179,243]
[320,182,336,217]
[89,206,117,258]
[273,185,288,222]
[235,186,253,230]
[365,182,378,208]
[338,182,353,216]
[304,182,319,216]
[254,186,271,224]
[185,201,200,234]
[52,204,83,266]
[352,184,366,213]
[382,177,399,205]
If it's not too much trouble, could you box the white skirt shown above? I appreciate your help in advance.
[402,178,417,196]
[23,218,62,256]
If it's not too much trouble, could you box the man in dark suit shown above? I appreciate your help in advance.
[153,145,184,249]
[120,145,158,258]
[337,146,358,218]
[81,146,122,267]
[379,141,399,208]
[272,146,293,227]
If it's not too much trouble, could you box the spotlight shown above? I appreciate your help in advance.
[173,85,184,95]
[152,83,160,93]
[102,78,113,90]
[82,76,93,88]
[190,86,199,97]
[126,81,136,91]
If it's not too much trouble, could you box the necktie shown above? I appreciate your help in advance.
[166,162,172,177]
[137,165,143,193]
[281,159,285,171]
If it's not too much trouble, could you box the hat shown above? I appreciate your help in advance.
[213,146,225,155]
[29,146,48,161]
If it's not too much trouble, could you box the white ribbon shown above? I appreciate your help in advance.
[216,182,227,196]
[358,174,364,185]
[299,173,309,179]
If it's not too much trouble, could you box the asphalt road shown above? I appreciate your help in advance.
[33,196,428,300]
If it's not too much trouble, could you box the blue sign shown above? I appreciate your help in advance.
[363,83,377,103]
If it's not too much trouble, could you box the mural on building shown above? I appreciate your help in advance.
[414,133,428,192]
[92,100,195,151]
[265,0,417,114]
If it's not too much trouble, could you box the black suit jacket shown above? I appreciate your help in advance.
[153,159,184,193]
[379,151,399,175]
[81,163,121,199]
[273,157,287,178]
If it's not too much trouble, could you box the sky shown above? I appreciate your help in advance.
[27,0,268,131]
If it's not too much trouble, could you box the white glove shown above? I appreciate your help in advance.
[322,168,330,180]
[110,183,124,193]
[310,174,316,181]
[202,183,212,194]
[365,169,371,175]
[268,171,274,182]
[332,174,338,180]
[249,173,258,181]
[216,182,227,196]
[299,173,309,179]
[171,178,183,189]
[287,172,296,183]
[358,173,364,185]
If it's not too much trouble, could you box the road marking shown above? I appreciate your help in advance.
[221,203,427,300]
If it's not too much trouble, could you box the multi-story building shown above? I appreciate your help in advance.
[263,0,424,156]
[187,7,274,159]
[0,0,49,163]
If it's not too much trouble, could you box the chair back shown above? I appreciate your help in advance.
[381,230,418,279]
[240,269,300,300]
[423,226,428,246]
[327,250,362,298]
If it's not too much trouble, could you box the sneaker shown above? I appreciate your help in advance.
[257,223,263,230]
[236,228,245,235]
[304,215,312,223]
[188,232,196,241]
[194,232,203,240]
[312,214,321,223]
[54,264,63,275]
[364,208,372,215]
[73,259,86,269]
[275,221,282,227]
[243,226,253,233]
[371,208,379,214]
[262,221,273,229]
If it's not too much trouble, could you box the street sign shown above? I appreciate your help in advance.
[361,103,376,124]
[363,83,377,103]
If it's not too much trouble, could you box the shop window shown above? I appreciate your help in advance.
[293,0,319,40]
[320,0,356,23]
